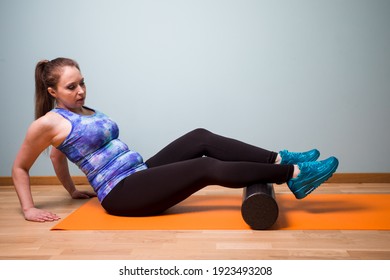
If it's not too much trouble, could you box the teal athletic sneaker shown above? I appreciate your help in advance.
[287,156,339,199]
[279,149,320,165]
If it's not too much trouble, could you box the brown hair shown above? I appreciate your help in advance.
[34,57,80,119]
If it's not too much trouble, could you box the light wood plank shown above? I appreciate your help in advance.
[0,183,389,260]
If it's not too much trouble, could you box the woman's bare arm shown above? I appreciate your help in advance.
[50,147,96,199]
[12,116,60,222]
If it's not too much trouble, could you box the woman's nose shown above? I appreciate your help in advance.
[77,85,85,94]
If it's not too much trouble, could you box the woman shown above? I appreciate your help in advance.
[12,57,339,222]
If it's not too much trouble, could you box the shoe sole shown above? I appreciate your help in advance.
[293,160,339,199]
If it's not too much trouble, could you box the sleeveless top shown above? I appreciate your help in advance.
[51,107,148,202]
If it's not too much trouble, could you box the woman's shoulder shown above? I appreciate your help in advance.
[29,112,71,147]
[30,111,65,132]
[21,113,62,148]
[43,110,66,123]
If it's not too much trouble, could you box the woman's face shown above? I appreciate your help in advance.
[48,66,86,113]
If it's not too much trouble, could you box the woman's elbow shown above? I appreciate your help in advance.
[11,162,29,182]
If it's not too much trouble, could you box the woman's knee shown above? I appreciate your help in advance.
[187,128,214,148]
[188,128,212,139]
[197,157,221,175]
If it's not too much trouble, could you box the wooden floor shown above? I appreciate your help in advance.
[0,183,389,260]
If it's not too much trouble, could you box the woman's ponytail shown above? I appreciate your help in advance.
[35,60,54,119]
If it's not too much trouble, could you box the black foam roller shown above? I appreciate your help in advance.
[241,183,279,230]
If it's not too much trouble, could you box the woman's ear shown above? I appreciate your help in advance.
[47,87,56,98]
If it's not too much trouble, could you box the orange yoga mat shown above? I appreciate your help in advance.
[51,194,390,230]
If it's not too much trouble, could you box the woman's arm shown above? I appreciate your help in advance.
[50,147,96,199]
[12,117,60,222]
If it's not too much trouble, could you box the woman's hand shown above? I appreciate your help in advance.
[70,189,97,199]
[23,207,60,222]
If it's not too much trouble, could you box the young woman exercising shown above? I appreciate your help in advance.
[12,57,339,222]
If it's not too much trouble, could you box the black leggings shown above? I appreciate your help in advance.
[101,128,294,216]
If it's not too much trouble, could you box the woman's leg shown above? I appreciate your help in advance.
[145,128,278,168]
[102,156,294,216]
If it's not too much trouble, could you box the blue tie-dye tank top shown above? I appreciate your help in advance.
[51,107,148,202]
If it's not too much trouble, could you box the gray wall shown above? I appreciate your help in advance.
[1,0,390,176]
